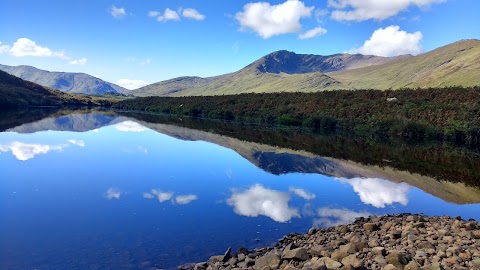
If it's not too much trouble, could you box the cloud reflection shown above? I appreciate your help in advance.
[68,139,85,147]
[105,188,122,200]
[175,194,198,205]
[115,121,148,132]
[314,207,371,228]
[227,184,299,223]
[0,141,67,161]
[144,189,174,202]
[289,187,316,200]
[337,177,410,208]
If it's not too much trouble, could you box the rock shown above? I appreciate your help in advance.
[237,247,250,256]
[369,239,380,248]
[472,230,480,239]
[406,215,420,222]
[223,247,232,262]
[255,252,281,270]
[308,228,317,235]
[341,254,363,268]
[282,247,309,261]
[317,257,342,270]
[383,222,394,231]
[331,243,358,261]
[472,259,480,270]
[405,261,420,270]
[209,256,224,265]
[420,263,444,270]
[383,264,399,270]
[309,245,326,257]
[465,222,477,231]
[372,247,387,256]
[363,223,380,231]
[386,251,409,268]
[303,259,327,270]
[418,241,435,250]
[178,263,196,270]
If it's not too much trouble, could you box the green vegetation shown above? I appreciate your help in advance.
[114,86,480,147]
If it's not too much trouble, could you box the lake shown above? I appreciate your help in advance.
[1,111,479,270]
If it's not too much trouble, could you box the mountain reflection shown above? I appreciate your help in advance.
[337,177,411,208]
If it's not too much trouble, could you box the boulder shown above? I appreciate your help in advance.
[282,247,309,261]
[317,257,342,270]
[255,252,281,270]
[363,223,380,232]
[331,243,358,261]
[341,254,363,268]
[386,251,409,268]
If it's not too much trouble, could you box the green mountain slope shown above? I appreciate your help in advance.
[0,64,128,95]
[0,70,112,109]
[133,51,401,96]
[329,39,480,89]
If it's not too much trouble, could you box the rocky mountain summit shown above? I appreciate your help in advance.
[182,214,480,270]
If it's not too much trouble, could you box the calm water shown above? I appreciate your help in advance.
[1,112,479,270]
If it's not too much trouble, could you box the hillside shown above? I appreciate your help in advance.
[0,70,113,109]
[0,64,128,95]
[329,39,480,89]
[133,51,402,96]
[132,39,480,96]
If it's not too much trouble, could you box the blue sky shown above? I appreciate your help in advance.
[0,0,479,89]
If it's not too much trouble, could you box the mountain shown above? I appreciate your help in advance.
[329,39,480,89]
[132,39,480,96]
[0,64,128,95]
[0,70,112,109]
[133,51,404,97]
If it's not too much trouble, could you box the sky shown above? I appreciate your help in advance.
[0,0,479,90]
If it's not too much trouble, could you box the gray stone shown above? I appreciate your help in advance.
[341,254,363,268]
[331,243,358,261]
[255,252,281,270]
[317,257,342,270]
[363,223,380,231]
[383,264,399,270]
[420,263,444,270]
[372,247,386,256]
[472,259,480,270]
[282,247,309,261]
[309,245,326,257]
[405,261,420,270]
[386,251,409,268]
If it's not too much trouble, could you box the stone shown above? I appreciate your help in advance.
[331,243,358,261]
[341,254,363,268]
[209,256,224,265]
[282,248,309,261]
[317,257,342,270]
[372,247,387,256]
[420,263,444,270]
[418,241,435,250]
[472,230,480,239]
[369,239,380,248]
[255,252,281,270]
[383,264,399,270]
[406,215,420,222]
[308,228,317,235]
[237,247,250,256]
[309,245,326,257]
[405,261,420,270]
[472,259,480,270]
[178,263,196,270]
[386,251,409,268]
[363,223,380,231]
[465,222,477,231]
[384,222,394,231]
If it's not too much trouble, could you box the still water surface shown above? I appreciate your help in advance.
[1,112,479,269]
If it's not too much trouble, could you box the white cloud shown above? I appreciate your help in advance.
[227,184,299,223]
[0,42,10,53]
[338,177,411,208]
[68,139,85,147]
[116,79,149,90]
[236,0,314,39]
[299,26,327,39]
[115,121,148,132]
[157,8,181,22]
[148,11,161,17]
[144,189,174,202]
[69,58,87,65]
[6,38,65,58]
[289,187,316,200]
[105,188,122,200]
[182,8,206,21]
[349,25,422,57]
[0,141,67,161]
[329,0,445,21]
[314,207,370,228]
[175,194,198,205]
[110,5,126,18]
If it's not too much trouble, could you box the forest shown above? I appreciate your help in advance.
[113,86,480,147]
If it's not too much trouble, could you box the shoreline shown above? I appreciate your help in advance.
[181,214,480,270]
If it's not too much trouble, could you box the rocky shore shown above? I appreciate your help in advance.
[180,214,480,270]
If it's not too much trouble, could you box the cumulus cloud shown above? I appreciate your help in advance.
[236,0,314,39]
[69,58,87,65]
[110,6,126,18]
[148,11,161,17]
[182,8,206,21]
[105,188,122,200]
[299,26,327,39]
[175,194,198,205]
[0,141,67,161]
[156,8,181,22]
[144,189,174,202]
[349,25,422,57]
[314,207,370,228]
[328,0,445,21]
[338,177,411,208]
[227,184,299,223]
[68,139,85,147]
[115,121,148,132]
[116,79,149,90]
[289,187,316,200]
[1,38,65,58]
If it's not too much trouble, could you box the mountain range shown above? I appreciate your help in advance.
[1,39,479,97]
[134,39,480,96]
[0,64,128,95]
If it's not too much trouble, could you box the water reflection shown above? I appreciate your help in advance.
[314,207,371,228]
[337,177,411,208]
[144,189,174,202]
[115,121,148,133]
[289,187,316,200]
[105,188,123,200]
[0,139,84,161]
[227,184,301,223]
[175,194,198,205]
